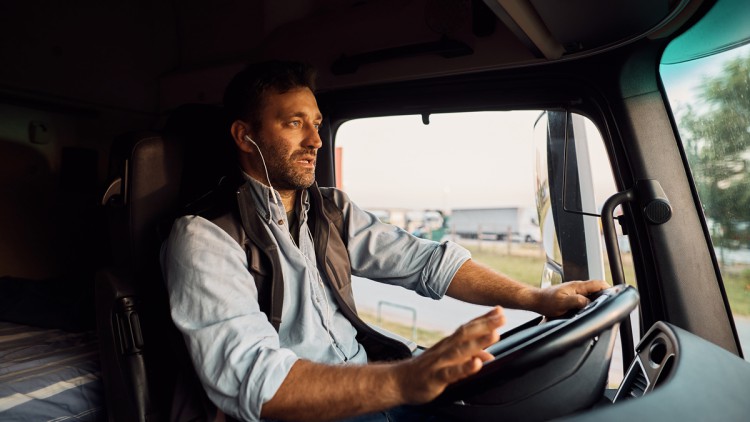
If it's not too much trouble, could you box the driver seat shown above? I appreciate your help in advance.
[96,104,235,421]
[96,131,183,421]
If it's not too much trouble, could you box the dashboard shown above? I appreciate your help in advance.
[562,321,750,421]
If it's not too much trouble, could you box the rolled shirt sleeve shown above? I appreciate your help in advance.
[161,216,298,421]
[322,188,471,299]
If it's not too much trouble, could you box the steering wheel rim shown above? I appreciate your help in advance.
[433,284,639,403]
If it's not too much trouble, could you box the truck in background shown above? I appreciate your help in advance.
[450,207,540,243]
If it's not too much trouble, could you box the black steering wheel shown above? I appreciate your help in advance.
[432,284,639,405]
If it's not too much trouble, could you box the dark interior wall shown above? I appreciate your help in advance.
[0,100,155,280]
[0,0,321,112]
[0,1,179,279]
[0,0,177,113]
[172,0,266,66]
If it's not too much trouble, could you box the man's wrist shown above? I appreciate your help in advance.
[385,361,411,405]
[519,285,544,314]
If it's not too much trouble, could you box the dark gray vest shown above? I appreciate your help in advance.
[206,179,412,361]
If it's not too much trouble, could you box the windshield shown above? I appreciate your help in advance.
[660,0,750,358]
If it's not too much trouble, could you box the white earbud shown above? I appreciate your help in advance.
[243,134,278,206]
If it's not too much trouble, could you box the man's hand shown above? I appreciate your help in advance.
[395,306,505,404]
[532,280,610,317]
[447,259,610,318]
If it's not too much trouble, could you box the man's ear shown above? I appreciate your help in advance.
[230,120,255,153]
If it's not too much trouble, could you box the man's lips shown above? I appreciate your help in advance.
[295,155,316,168]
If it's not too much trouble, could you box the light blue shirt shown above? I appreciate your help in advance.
[161,176,471,421]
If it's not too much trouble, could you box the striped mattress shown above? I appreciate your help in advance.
[0,321,104,421]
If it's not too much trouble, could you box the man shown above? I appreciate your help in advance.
[161,61,608,421]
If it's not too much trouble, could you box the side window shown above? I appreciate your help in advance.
[534,111,636,386]
[335,111,628,366]
[533,111,633,286]
[661,44,750,360]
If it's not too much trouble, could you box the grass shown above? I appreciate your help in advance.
[462,242,638,288]
[722,266,750,316]
[464,244,546,286]
[359,311,447,347]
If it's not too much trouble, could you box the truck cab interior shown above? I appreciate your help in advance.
[1,0,749,421]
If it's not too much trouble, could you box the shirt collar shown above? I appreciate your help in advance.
[240,170,311,223]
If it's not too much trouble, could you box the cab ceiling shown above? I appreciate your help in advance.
[177,0,683,88]
[0,0,694,112]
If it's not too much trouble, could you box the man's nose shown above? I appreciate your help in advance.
[303,125,323,149]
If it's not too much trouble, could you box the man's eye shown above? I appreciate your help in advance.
[289,121,301,128]
[314,124,321,131]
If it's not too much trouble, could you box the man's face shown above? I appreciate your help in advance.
[252,87,323,191]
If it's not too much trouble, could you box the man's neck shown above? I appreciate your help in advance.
[241,169,299,212]
[278,189,298,214]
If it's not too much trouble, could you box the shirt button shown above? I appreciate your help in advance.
[278,219,284,225]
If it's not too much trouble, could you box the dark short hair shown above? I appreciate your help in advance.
[223,60,317,129]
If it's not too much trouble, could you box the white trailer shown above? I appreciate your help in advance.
[450,207,540,242]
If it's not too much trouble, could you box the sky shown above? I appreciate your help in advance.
[660,43,750,113]
[336,110,617,212]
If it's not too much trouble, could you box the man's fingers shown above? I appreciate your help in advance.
[574,280,609,304]
[476,350,495,363]
[406,310,506,403]
[573,279,610,295]
[425,307,503,375]
[464,306,506,334]
[441,307,502,345]
[464,357,483,375]
[570,293,590,309]
[548,280,610,315]
[441,357,484,383]
[562,280,609,302]
[446,307,503,352]
[480,306,504,319]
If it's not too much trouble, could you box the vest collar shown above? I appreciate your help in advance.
[239,171,311,223]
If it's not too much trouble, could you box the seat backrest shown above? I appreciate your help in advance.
[96,106,234,422]
[97,131,184,422]
[102,132,184,274]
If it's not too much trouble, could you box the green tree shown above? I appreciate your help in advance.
[679,54,750,256]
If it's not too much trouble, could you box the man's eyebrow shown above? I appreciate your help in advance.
[283,111,323,120]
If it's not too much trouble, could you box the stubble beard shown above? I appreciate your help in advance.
[265,146,317,191]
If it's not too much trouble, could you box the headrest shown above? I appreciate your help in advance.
[163,104,236,208]
[103,132,183,274]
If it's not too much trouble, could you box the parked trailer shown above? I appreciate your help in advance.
[450,207,539,242]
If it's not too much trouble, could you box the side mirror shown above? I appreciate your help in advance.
[533,111,606,286]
